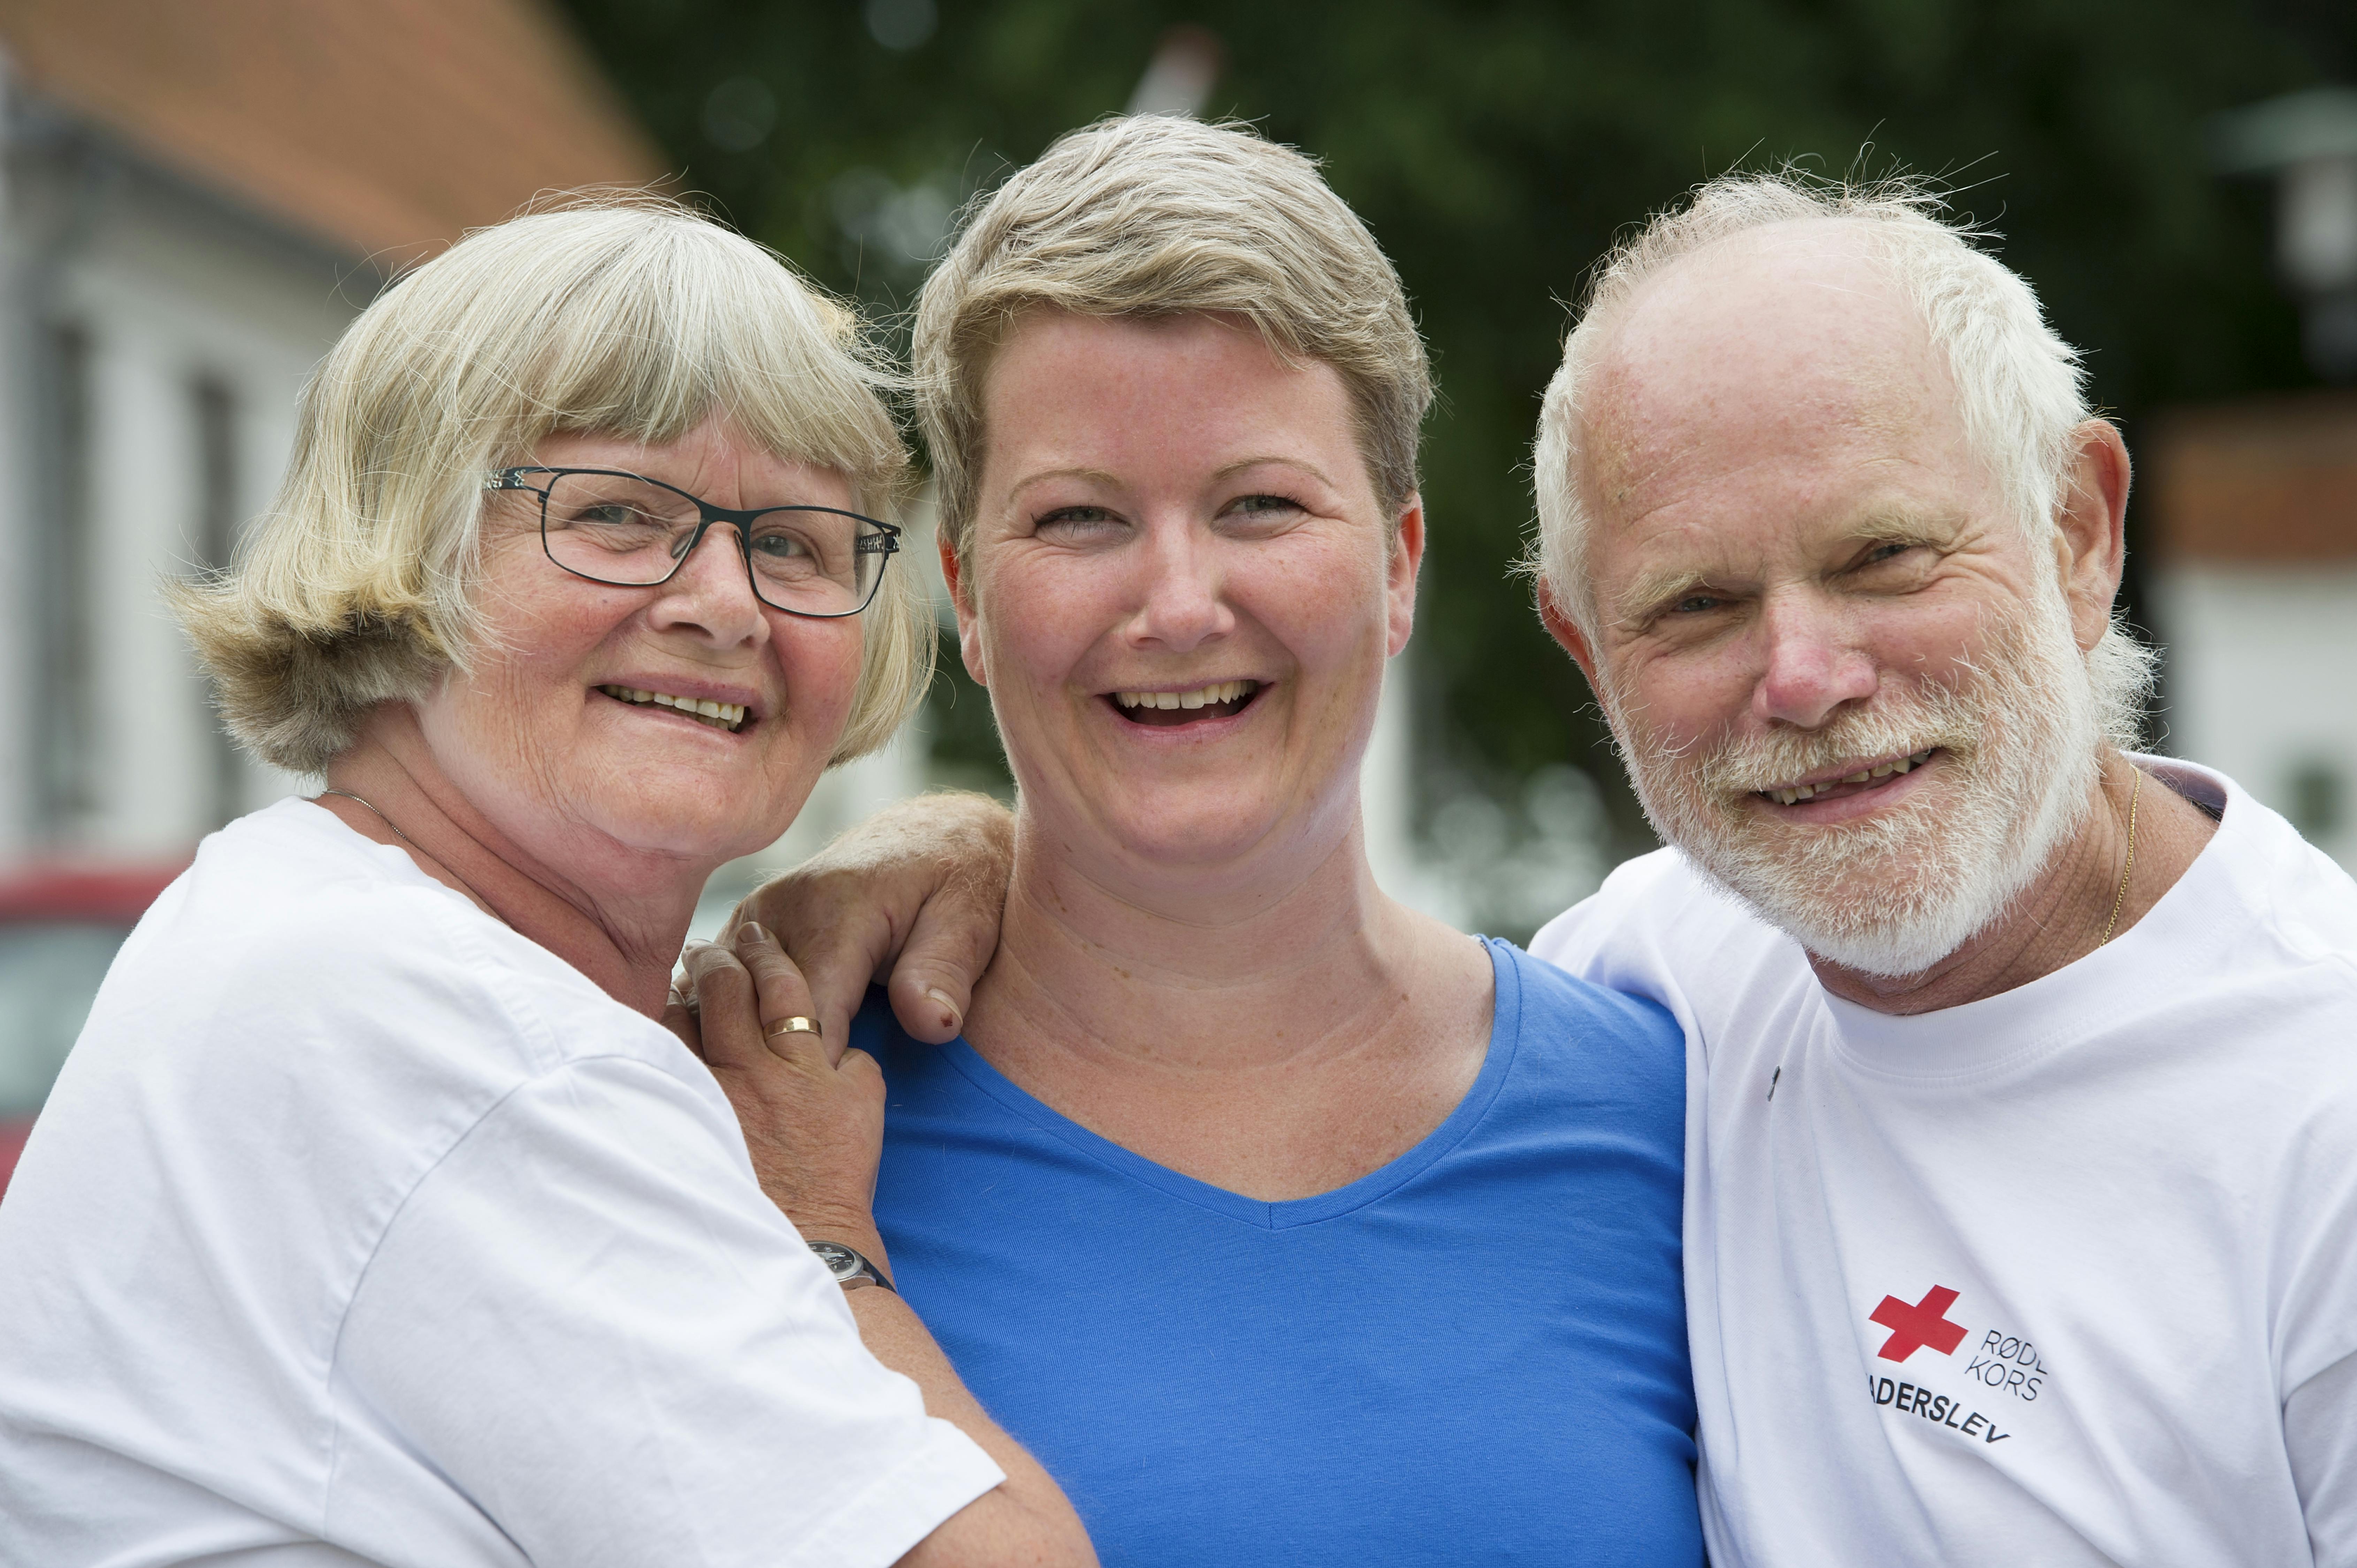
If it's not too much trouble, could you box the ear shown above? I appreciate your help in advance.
[1384,495,1426,658]
[1536,575,1600,687]
[938,534,987,687]
[2053,418,2132,654]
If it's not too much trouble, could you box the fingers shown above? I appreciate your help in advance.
[735,876,891,1048]
[884,877,1003,1043]
[734,791,1018,1045]
[885,797,1015,1044]
[662,983,705,1061]
[730,923,838,1068]
[680,941,763,1074]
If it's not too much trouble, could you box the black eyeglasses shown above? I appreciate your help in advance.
[484,466,901,619]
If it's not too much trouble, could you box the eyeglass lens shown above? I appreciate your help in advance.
[538,471,885,615]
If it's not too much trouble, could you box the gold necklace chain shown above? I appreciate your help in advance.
[2098,766,2142,946]
[317,787,516,931]
[317,787,415,846]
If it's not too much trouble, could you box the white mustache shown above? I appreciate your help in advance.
[1609,593,2104,977]
[1663,664,1980,802]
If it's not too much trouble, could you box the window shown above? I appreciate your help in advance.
[191,375,243,826]
[37,324,93,838]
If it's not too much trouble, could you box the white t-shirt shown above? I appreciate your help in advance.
[1533,759,2357,1568]
[0,799,1003,1568]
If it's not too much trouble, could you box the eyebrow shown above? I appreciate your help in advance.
[1611,564,1721,627]
[1005,465,1123,502]
[1211,454,1341,491]
[1004,454,1344,504]
[1846,510,1958,549]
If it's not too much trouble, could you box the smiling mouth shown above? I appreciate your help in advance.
[599,684,748,734]
[1758,747,1939,807]
[1110,679,1262,727]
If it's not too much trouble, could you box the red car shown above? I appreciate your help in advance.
[0,862,187,1199]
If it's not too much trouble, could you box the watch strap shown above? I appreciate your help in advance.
[807,1239,895,1293]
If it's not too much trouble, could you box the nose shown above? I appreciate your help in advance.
[646,523,769,648]
[1123,517,1233,653]
[1751,588,1877,730]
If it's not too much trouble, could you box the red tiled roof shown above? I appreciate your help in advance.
[2146,390,2357,563]
[0,0,667,262]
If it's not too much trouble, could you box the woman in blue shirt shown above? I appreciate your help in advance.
[697,115,1698,1567]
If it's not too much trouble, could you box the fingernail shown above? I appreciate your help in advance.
[736,922,770,946]
[926,987,962,1033]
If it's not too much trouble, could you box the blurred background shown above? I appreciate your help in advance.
[1,0,2355,1171]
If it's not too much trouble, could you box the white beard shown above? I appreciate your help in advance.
[1608,589,2104,978]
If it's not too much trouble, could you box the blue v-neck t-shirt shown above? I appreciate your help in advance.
[858,938,1700,1567]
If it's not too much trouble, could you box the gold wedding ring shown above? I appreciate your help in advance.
[762,1015,822,1040]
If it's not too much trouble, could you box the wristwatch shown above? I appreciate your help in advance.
[808,1240,895,1293]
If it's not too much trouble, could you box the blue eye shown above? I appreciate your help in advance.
[1035,506,1125,538]
[1223,494,1304,526]
[747,529,813,559]
[570,502,664,530]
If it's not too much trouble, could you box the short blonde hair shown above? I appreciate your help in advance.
[913,116,1431,567]
[179,194,933,774]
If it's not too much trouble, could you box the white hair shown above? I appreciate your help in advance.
[1529,171,2154,747]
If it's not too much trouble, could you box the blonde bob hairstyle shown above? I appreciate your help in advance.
[912,115,1432,569]
[179,194,933,775]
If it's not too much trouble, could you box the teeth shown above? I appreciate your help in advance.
[1764,749,1937,805]
[599,685,748,732]
[1114,680,1258,711]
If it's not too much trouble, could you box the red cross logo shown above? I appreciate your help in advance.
[1870,1284,1968,1363]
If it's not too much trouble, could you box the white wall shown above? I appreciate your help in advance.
[2154,562,2357,868]
[23,173,354,860]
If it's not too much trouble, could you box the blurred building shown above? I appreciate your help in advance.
[2148,390,2357,869]
[0,0,662,866]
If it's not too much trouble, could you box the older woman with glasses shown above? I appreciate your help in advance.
[0,199,1092,1568]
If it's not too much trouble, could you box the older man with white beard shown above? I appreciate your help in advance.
[730,174,2357,1567]
[1524,175,2357,1568]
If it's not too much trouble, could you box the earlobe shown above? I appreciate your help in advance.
[938,535,988,687]
[1385,499,1426,656]
[2056,419,2132,652]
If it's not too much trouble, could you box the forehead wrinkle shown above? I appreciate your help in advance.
[1585,280,1965,535]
